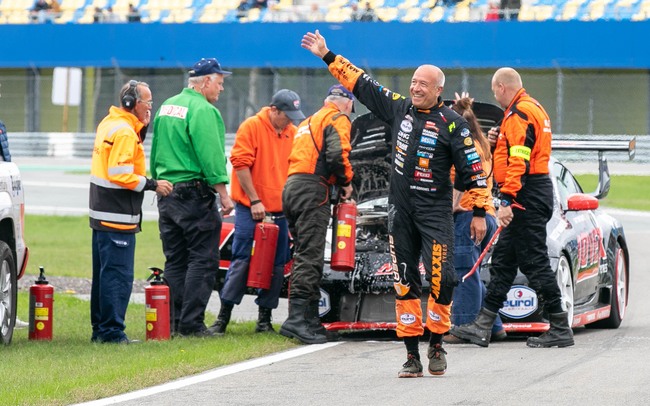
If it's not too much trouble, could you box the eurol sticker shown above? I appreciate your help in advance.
[319,289,331,317]
[499,285,538,319]
[400,313,417,325]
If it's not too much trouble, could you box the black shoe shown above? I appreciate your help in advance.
[179,328,216,338]
[117,338,142,345]
[255,307,276,333]
[209,303,233,336]
[279,297,327,344]
[450,308,498,348]
[526,312,574,348]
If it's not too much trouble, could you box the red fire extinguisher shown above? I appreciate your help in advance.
[145,267,170,341]
[247,215,279,290]
[29,266,54,341]
[330,201,357,272]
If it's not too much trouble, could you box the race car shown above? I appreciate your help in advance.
[216,103,633,336]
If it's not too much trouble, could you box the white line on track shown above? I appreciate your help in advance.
[72,342,341,406]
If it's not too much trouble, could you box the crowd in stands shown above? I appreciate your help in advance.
[1,0,646,24]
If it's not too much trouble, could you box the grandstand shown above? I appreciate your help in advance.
[1,0,648,24]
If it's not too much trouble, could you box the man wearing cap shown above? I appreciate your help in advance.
[279,84,355,344]
[151,57,235,337]
[301,31,491,376]
[210,89,305,336]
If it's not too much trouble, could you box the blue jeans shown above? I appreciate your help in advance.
[451,211,504,333]
[220,204,290,309]
[91,230,136,342]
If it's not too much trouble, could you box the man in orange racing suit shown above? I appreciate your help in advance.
[302,30,491,377]
[451,68,574,349]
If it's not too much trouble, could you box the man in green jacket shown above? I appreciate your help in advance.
[151,58,234,337]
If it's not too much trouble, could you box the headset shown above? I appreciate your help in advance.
[121,80,138,110]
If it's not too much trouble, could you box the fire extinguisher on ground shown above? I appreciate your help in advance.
[29,266,54,341]
[145,267,171,341]
[247,215,279,290]
[331,200,357,272]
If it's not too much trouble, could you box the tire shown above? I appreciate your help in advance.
[589,242,627,329]
[0,241,17,345]
[556,254,574,325]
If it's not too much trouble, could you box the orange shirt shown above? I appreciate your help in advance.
[451,141,496,217]
[493,88,552,199]
[230,106,296,212]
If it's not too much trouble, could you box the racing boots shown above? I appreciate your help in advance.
[427,343,447,375]
[526,311,575,348]
[255,307,275,333]
[398,354,423,378]
[280,297,327,344]
[208,303,233,336]
[449,307,498,347]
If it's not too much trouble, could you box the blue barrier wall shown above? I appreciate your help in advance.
[2,21,650,69]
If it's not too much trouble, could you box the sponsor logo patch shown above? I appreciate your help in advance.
[400,313,417,325]
[499,285,538,319]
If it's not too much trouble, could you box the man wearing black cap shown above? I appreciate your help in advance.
[279,85,355,344]
[210,89,305,336]
[151,57,235,337]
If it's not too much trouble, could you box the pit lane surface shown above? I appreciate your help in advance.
[19,158,650,405]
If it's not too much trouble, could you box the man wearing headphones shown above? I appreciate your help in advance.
[151,58,235,337]
[90,80,172,344]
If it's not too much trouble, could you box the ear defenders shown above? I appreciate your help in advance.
[121,80,138,109]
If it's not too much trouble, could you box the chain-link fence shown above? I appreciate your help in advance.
[1,67,649,136]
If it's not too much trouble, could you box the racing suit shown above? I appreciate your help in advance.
[484,88,563,314]
[323,52,490,338]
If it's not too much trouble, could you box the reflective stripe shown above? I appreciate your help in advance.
[133,176,146,193]
[106,123,132,140]
[510,145,531,161]
[108,165,135,176]
[90,175,128,190]
[89,209,140,224]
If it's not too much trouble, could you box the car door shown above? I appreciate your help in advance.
[551,161,602,304]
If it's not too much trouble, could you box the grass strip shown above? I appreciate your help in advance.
[7,293,296,405]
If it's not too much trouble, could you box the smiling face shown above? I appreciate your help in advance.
[409,65,444,109]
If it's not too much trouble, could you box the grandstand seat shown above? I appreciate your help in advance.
[376,6,398,21]
[400,6,423,21]
[422,5,444,22]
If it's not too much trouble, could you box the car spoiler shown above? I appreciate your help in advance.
[551,137,636,199]
[551,137,636,160]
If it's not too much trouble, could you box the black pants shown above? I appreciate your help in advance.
[157,186,221,334]
[485,175,563,314]
[282,175,331,302]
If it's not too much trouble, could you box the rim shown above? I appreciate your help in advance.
[0,259,10,337]
[556,255,574,324]
[615,247,627,320]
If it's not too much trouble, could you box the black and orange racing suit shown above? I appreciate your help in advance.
[484,88,563,314]
[283,102,354,302]
[323,52,490,339]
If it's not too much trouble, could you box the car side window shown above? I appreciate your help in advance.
[553,161,583,208]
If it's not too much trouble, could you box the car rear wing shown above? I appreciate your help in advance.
[551,137,635,199]
[551,137,636,160]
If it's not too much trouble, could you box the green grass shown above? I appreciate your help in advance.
[25,215,165,280]
[7,294,296,406]
[574,174,650,211]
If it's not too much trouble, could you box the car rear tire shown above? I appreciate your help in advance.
[0,241,17,345]
[556,254,574,325]
[589,242,627,329]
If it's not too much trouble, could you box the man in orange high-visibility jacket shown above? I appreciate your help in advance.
[452,67,574,349]
[89,80,172,344]
[279,85,355,345]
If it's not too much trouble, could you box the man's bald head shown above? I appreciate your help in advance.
[410,64,445,109]
[491,67,523,109]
